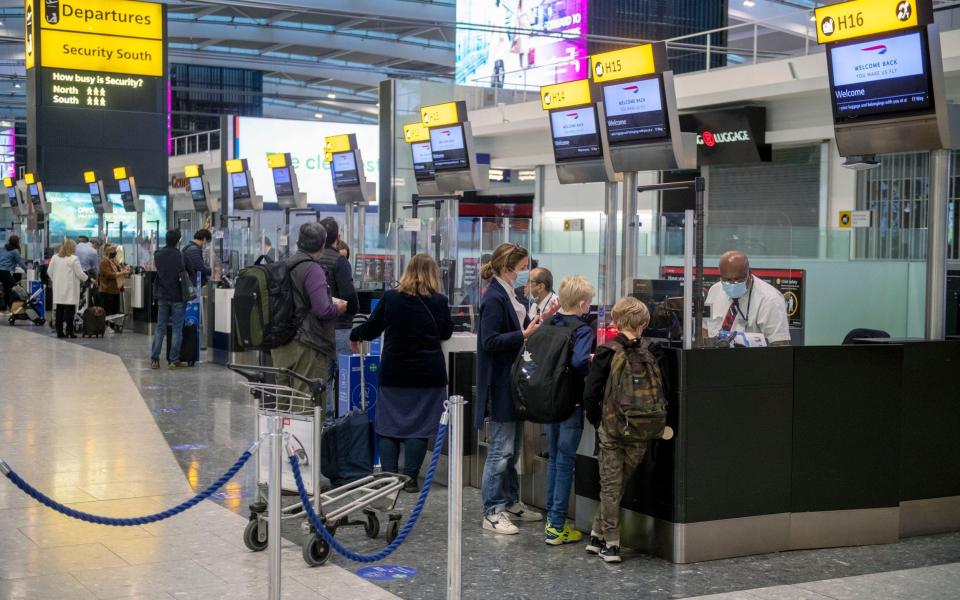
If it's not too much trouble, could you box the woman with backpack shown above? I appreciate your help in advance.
[582,296,668,564]
[475,242,558,535]
[350,254,453,493]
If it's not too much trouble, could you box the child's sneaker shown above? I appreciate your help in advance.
[599,543,622,563]
[585,535,605,554]
[544,523,583,545]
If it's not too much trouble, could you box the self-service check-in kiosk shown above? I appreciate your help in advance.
[225,158,263,212]
[23,173,48,234]
[268,152,311,256]
[112,166,143,266]
[814,0,959,339]
[404,121,441,197]
[540,78,620,184]
[84,170,111,241]
[4,176,26,232]
[185,164,220,215]
[326,134,374,259]
[420,101,488,193]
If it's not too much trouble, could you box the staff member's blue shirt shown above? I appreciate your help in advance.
[0,247,26,271]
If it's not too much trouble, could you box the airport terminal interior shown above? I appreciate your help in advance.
[1,0,960,599]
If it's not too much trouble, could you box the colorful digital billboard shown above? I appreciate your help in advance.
[46,191,166,243]
[456,0,588,90]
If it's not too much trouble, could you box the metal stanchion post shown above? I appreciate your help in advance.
[313,405,322,514]
[268,415,283,600]
[446,395,465,600]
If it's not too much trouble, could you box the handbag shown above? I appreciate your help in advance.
[179,270,197,302]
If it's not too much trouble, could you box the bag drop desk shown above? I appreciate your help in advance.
[573,341,960,563]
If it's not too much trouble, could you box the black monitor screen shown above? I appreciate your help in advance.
[411,141,435,180]
[118,179,131,194]
[272,166,294,196]
[332,152,360,188]
[430,125,469,171]
[550,105,602,161]
[828,30,932,122]
[231,172,251,199]
[602,76,669,143]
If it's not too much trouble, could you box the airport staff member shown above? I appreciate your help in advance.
[703,251,790,347]
[527,267,559,320]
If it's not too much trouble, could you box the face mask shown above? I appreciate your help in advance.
[722,279,748,300]
[514,270,530,286]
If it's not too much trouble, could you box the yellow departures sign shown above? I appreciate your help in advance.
[40,0,163,40]
[540,78,592,110]
[403,122,430,143]
[24,0,35,69]
[591,44,657,84]
[815,0,919,44]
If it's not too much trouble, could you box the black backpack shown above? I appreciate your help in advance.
[232,256,312,350]
[511,319,587,423]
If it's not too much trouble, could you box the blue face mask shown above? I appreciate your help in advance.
[722,279,748,300]
[514,270,530,286]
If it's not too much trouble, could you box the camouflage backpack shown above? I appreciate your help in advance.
[602,339,667,442]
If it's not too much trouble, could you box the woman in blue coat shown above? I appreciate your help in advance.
[476,243,558,535]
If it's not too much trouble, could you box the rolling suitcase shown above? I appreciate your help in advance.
[81,306,106,337]
[166,323,198,365]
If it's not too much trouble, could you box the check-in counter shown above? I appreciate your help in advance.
[573,341,960,563]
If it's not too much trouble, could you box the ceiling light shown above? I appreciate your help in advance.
[743,0,755,6]
[327,93,336,99]
[14,83,20,89]
[314,113,324,119]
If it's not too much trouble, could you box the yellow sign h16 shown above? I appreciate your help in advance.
[540,78,592,111]
[815,0,919,44]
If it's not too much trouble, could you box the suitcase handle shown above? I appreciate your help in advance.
[227,363,326,400]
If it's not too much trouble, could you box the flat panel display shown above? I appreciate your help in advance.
[47,192,167,260]
[118,178,131,193]
[602,76,669,144]
[456,0,588,90]
[549,105,602,161]
[272,166,294,196]
[430,125,469,171]
[231,172,251,199]
[29,184,39,197]
[411,141,435,180]
[188,177,203,192]
[331,152,360,188]
[827,30,932,122]
[7,186,17,208]
[88,182,100,195]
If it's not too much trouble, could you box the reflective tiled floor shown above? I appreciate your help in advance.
[5,323,960,599]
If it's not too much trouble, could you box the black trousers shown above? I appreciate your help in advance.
[101,292,121,316]
[0,270,14,310]
[55,304,76,337]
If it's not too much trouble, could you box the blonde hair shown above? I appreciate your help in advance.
[397,253,442,297]
[558,275,595,311]
[57,239,76,258]
[480,243,528,280]
[611,296,650,333]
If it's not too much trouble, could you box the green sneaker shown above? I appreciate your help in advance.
[544,523,584,546]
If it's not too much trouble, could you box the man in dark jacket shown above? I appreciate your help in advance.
[150,229,187,370]
[271,222,347,400]
[182,228,212,286]
[318,218,359,410]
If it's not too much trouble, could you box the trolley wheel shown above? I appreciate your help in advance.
[35,318,45,326]
[242,519,268,552]
[302,533,331,567]
[386,519,400,544]
[364,511,380,539]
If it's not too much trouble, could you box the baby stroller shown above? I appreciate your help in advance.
[7,284,46,326]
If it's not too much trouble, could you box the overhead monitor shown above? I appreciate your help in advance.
[430,125,470,171]
[331,151,360,188]
[549,105,602,161]
[231,172,251,200]
[602,75,669,144]
[827,30,933,123]
[272,166,294,196]
[411,141,436,180]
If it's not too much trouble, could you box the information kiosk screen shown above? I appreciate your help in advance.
[827,30,933,122]
[231,172,251,199]
[189,177,205,202]
[332,152,360,188]
[602,76,669,144]
[272,167,294,196]
[118,179,131,194]
[412,142,435,180]
[430,125,469,171]
[6,187,17,208]
[28,184,40,206]
[89,183,102,205]
[549,106,602,161]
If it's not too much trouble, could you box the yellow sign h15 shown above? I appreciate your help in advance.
[815,0,919,44]
[420,102,463,127]
[591,44,657,84]
[403,122,430,143]
[40,0,163,40]
[540,78,592,111]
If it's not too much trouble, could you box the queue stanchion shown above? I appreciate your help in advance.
[446,395,466,600]
[268,415,283,600]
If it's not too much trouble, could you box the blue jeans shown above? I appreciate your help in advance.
[481,420,523,516]
[151,301,185,362]
[545,407,583,528]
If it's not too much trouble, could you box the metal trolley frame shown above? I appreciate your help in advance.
[228,364,406,566]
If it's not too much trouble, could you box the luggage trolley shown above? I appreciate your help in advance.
[228,364,406,567]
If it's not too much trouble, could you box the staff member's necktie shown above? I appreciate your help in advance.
[719,298,741,338]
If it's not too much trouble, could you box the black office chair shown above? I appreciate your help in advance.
[842,328,891,345]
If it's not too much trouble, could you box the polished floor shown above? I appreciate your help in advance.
[3,323,960,599]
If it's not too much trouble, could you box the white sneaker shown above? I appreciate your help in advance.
[505,501,543,522]
[483,512,519,535]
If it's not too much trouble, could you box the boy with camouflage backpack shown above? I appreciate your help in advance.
[582,297,668,563]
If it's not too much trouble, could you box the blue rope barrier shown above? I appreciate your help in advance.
[0,450,253,526]
[289,421,447,563]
